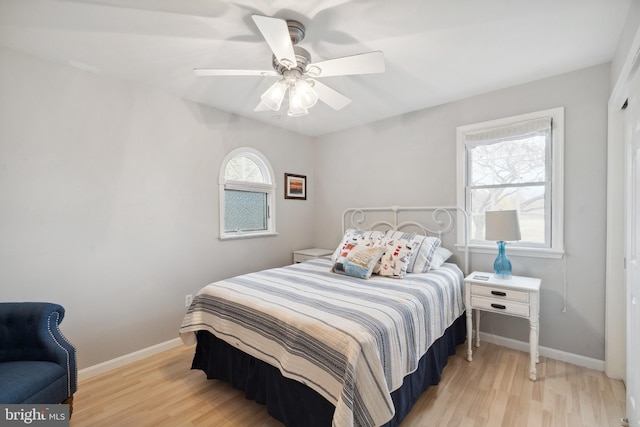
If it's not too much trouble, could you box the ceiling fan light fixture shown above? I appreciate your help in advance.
[306,65,321,77]
[195,15,386,117]
[287,105,308,117]
[287,84,309,117]
[260,79,287,111]
[294,79,318,109]
[278,58,295,70]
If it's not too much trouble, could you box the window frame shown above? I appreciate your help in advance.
[456,107,565,259]
[219,147,277,240]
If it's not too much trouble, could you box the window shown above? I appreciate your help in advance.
[456,107,564,257]
[219,148,276,239]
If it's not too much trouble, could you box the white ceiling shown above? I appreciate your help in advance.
[0,0,631,137]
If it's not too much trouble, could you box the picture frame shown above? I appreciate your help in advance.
[284,173,307,200]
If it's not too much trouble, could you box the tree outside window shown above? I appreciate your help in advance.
[457,108,564,254]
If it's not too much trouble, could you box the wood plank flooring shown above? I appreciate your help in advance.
[69,342,626,427]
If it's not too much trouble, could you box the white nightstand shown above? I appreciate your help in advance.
[464,271,541,381]
[293,248,333,264]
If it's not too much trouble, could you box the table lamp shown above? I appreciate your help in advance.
[485,210,521,279]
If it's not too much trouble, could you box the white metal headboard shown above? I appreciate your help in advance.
[341,205,469,274]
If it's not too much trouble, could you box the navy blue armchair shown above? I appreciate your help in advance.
[0,302,77,412]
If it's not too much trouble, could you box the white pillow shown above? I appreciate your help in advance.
[429,247,453,269]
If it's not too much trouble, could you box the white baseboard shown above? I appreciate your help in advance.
[78,333,605,382]
[479,332,605,372]
[78,338,183,381]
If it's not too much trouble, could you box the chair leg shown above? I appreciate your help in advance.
[62,396,74,417]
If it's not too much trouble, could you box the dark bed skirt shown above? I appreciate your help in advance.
[191,314,466,427]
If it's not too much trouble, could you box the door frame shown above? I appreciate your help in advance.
[607,89,626,380]
[606,26,640,380]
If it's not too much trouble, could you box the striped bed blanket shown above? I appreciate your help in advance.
[179,257,465,427]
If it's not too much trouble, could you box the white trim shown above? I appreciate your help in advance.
[78,338,182,380]
[218,147,276,240]
[219,232,279,241]
[77,333,605,384]
[224,181,275,192]
[479,332,605,372]
[456,107,565,253]
[604,17,640,382]
[456,243,564,259]
[219,147,275,185]
[606,100,628,380]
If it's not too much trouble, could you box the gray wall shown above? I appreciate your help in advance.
[612,0,640,88]
[0,47,316,368]
[314,63,610,360]
[0,43,611,366]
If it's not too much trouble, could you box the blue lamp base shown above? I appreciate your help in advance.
[493,241,512,279]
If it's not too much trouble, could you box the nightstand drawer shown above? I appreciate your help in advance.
[471,295,530,317]
[470,284,529,303]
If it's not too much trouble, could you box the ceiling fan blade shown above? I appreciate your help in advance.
[311,80,352,110]
[306,51,385,78]
[252,15,297,69]
[194,68,278,77]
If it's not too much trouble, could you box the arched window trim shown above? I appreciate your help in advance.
[219,147,277,240]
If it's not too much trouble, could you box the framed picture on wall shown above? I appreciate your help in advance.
[284,173,306,200]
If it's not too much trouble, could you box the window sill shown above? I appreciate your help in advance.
[219,232,279,241]
[455,243,564,259]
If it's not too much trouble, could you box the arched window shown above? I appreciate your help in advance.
[219,148,276,239]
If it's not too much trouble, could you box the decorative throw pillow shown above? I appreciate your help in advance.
[383,230,441,273]
[374,238,414,278]
[332,245,387,279]
[331,229,385,262]
[429,247,453,270]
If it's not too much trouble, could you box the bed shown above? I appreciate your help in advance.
[179,206,469,427]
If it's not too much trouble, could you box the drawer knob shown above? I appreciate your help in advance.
[491,291,507,297]
[491,303,506,310]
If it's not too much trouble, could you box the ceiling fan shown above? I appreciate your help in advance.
[194,15,385,117]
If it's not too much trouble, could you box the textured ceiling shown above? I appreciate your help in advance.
[0,0,631,136]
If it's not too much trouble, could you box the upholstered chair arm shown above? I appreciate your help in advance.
[0,302,77,397]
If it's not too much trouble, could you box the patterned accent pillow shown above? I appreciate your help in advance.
[374,238,414,278]
[332,245,387,279]
[383,230,441,273]
[331,229,386,262]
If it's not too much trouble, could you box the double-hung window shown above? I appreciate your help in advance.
[219,148,276,239]
[457,107,564,257]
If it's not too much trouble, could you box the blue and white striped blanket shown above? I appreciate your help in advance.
[179,258,464,427]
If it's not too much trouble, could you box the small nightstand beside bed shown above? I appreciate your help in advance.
[179,206,469,427]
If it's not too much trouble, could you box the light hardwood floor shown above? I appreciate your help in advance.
[70,342,626,427]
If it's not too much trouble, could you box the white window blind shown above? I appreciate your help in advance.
[456,107,564,257]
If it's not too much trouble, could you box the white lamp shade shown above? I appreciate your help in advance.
[294,79,318,109]
[287,84,309,117]
[260,79,287,111]
[485,210,521,241]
